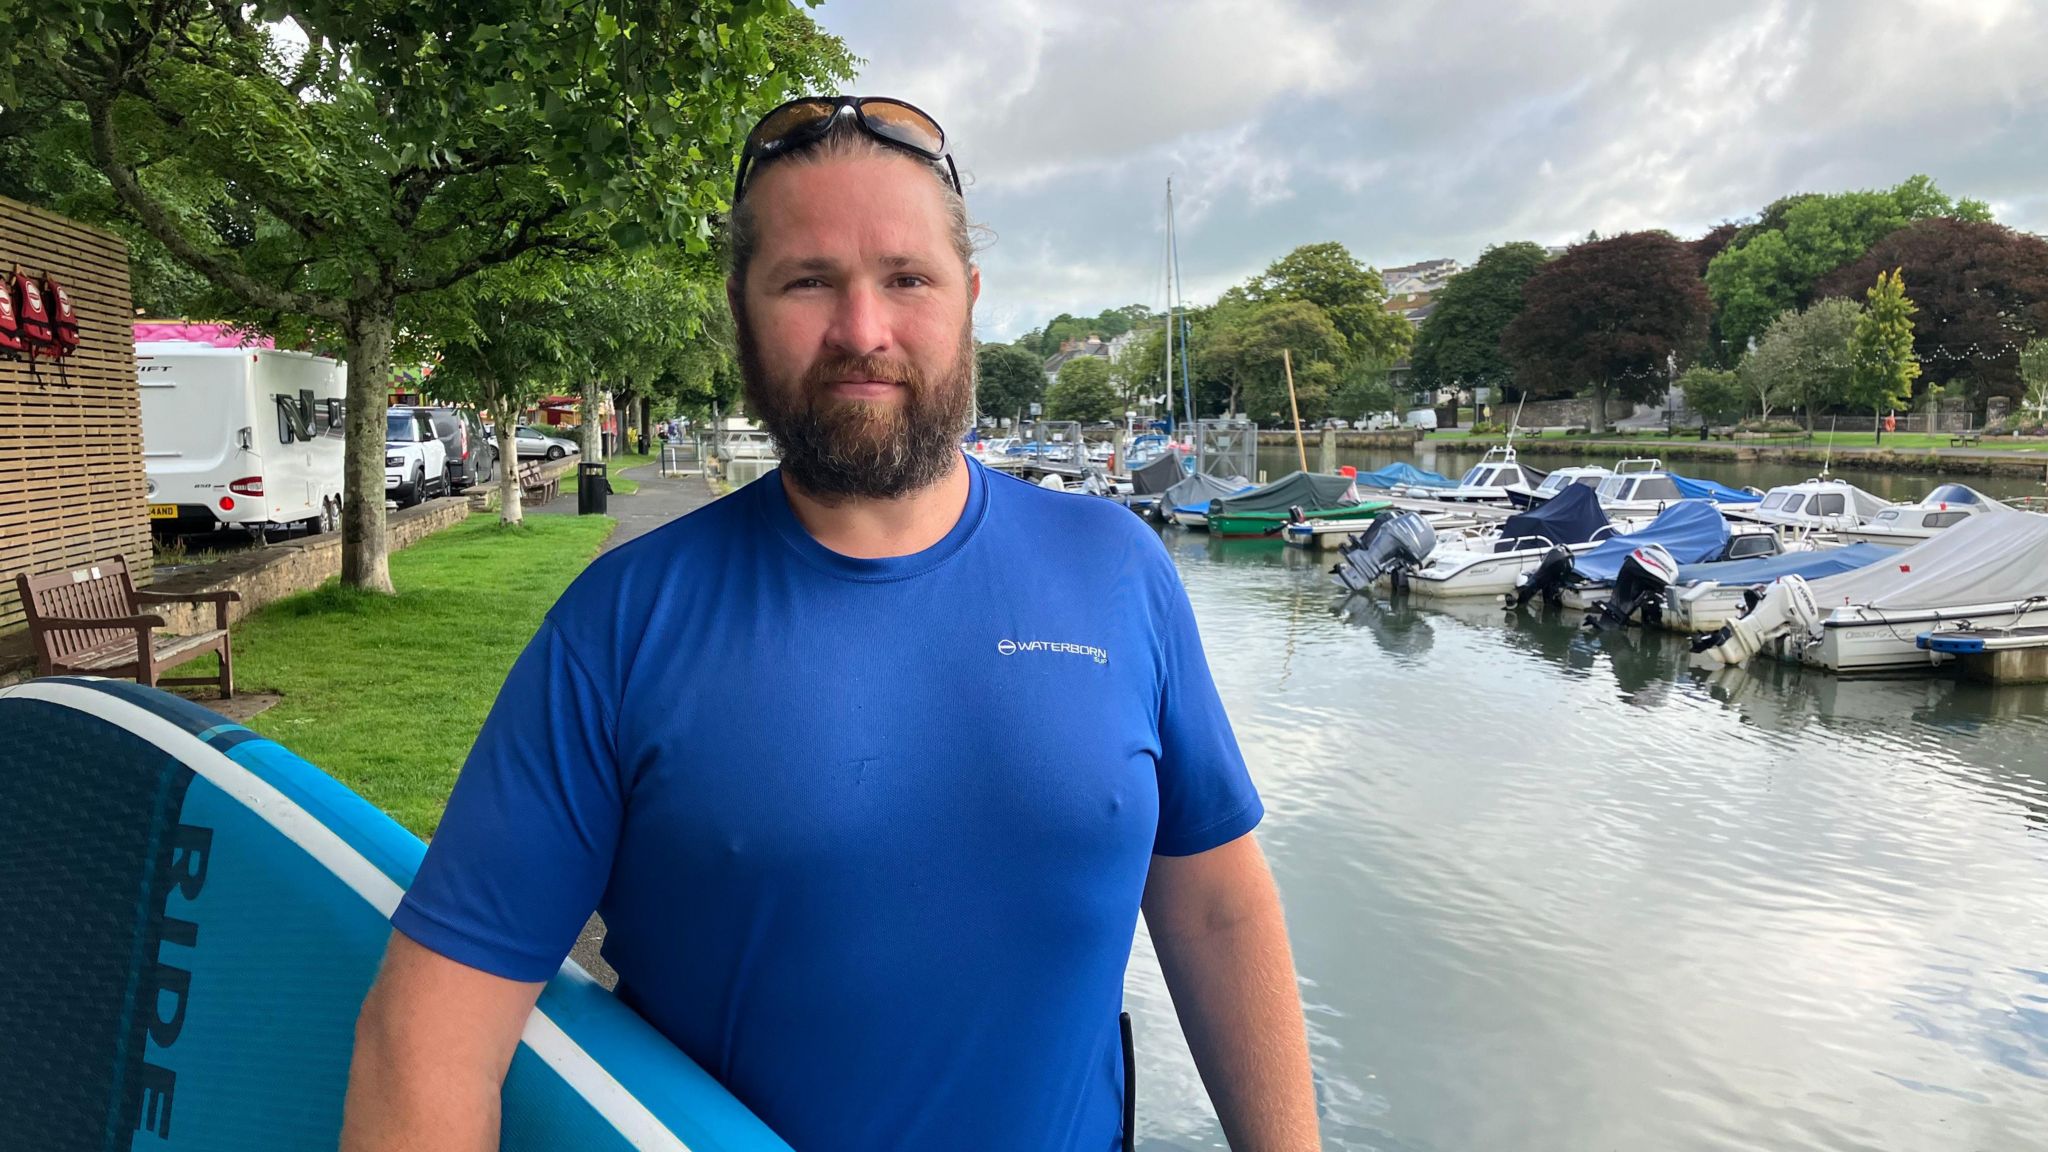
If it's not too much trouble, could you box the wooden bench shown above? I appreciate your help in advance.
[517,460,559,505]
[16,556,240,697]
[1950,431,1982,446]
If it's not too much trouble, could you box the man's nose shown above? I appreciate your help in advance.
[823,282,890,357]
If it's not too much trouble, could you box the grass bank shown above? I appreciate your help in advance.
[197,513,614,836]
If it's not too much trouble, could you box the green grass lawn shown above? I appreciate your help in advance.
[559,451,654,496]
[1424,428,2046,454]
[186,514,614,837]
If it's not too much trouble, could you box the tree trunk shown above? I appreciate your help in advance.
[581,378,604,462]
[341,307,396,593]
[1590,383,1610,434]
[495,392,524,526]
[637,394,654,458]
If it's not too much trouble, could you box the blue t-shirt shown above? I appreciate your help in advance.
[393,456,1261,1150]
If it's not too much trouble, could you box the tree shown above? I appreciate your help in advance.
[1045,355,1119,423]
[1203,299,1347,424]
[1108,324,1169,413]
[1850,269,1922,440]
[1231,242,1412,363]
[2022,338,2048,421]
[429,272,575,526]
[1741,299,1860,430]
[1331,350,1397,422]
[1679,366,1747,425]
[1501,232,1710,431]
[1409,241,1548,395]
[7,3,851,592]
[1813,218,2048,407]
[975,343,1045,425]
[1705,175,1989,352]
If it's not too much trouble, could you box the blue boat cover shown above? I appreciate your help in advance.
[1573,500,1731,582]
[1354,461,1456,490]
[1497,483,1609,550]
[1674,542,1894,586]
[1671,473,1761,504]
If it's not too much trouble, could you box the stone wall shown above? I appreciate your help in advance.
[147,497,474,634]
[1508,397,1647,428]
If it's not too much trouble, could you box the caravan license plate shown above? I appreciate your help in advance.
[148,503,179,520]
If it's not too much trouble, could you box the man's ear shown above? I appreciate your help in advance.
[726,277,742,319]
[968,264,981,308]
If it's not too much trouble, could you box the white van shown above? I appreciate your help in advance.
[1403,408,1439,431]
[137,342,348,536]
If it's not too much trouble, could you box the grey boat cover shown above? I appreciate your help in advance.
[1807,509,2048,609]
[1131,453,1187,496]
[1210,470,1358,515]
[1165,472,1250,511]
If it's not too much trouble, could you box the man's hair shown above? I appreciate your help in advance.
[724,116,976,287]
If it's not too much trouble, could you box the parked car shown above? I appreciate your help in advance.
[511,424,579,460]
[411,405,492,490]
[1320,417,1351,430]
[385,408,450,507]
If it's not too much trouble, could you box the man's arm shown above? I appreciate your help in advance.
[1143,831,1318,1151]
[340,931,545,1152]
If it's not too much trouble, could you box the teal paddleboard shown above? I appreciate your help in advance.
[0,677,788,1151]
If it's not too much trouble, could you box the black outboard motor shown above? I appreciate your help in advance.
[1586,543,1679,630]
[1331,511,1436,594]
[1508,546,1577,609]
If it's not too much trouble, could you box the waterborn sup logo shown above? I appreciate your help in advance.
[996,638,1109,665]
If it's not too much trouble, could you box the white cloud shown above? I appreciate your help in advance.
[814,0,2048,339]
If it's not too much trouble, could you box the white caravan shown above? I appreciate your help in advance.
[137,342,348,536]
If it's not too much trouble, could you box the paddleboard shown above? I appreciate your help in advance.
[0,677,788,1151]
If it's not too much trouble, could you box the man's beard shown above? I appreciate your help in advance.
[736,308,975,502]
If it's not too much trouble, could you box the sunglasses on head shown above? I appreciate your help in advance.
[732,96,961,206]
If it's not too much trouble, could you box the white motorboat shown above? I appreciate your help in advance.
[1661,542,1898,632]
[1400,445,1541,504]
[1833,483,2011,547]
[1725,477,1892,533]
[1504,465,1612,509]
[1693,509,2048,672]
[1381,483,1620,598]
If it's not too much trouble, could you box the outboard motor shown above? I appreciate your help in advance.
[1508,546,1577,609]
[1331,511,1436,594]
[1690,574,1825,664]
[1586,543,1678,630]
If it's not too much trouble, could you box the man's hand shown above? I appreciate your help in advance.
[340,931,546,1152]
[1143,832,1319,1150]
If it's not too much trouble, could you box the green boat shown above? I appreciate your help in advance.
[1209,500,1391,539]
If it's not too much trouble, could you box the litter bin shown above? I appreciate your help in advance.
[577,461,611,515]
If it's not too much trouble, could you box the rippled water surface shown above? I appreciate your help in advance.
[1126,528,2048,1151]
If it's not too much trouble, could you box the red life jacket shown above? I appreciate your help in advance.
[10,268,56,355]
[42,276,79,357]
[0,277,20,355]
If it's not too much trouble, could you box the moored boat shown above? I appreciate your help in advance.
[1833,483,2010,547]
[1210,501,1390,539]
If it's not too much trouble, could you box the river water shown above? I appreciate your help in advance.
[1126,519,2048,1150]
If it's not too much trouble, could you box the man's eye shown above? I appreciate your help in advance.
[785,278,826,290]
[892,275,929,288]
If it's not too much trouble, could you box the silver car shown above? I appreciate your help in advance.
[487,424,581,462]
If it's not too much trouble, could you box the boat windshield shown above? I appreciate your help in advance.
[1925,483,1981,505]
[1458,464,1490,487]
[1574,475,1603,488]
[1761,492,1789,510]
[1538,473,1568,494]
[1596,476,1628,499]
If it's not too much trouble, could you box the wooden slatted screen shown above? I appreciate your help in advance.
[0,194,150,634]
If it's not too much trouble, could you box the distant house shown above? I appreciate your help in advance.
[1380,257,1463,297]
[1042,333,1114,384]
[1384,290,1438,328]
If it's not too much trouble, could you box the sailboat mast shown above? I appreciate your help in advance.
[1168,180,1195,423]
[1163,178,1176,429]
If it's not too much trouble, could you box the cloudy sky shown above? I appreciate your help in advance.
[809,0,2048,342]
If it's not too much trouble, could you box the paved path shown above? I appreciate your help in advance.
[531,460,724,986]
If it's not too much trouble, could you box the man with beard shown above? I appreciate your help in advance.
[343,98,1318,1152]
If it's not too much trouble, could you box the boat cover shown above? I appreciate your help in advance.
[1675,542,1895,586]
[1671,474,1762,504]
[1805,509,2048,610]
[1573,500,1731,582]
[1497,483,1609,550]
[1165,472,1250,511]
[1210,470,1358,515]
[1131,453,1187,496]
[1919,483,2010,512]
[1354,461,1456,490]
